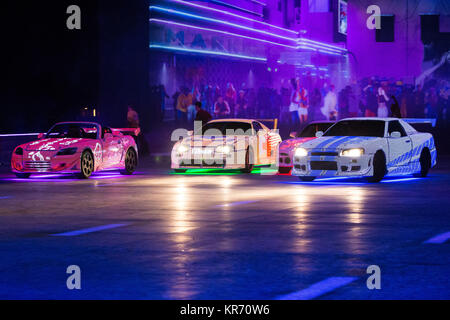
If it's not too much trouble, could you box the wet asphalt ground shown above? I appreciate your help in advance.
[0,160,449,300]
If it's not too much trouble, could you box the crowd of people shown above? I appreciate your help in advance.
[158,76,450,131]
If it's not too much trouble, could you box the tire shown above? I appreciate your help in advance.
[278,167,292,174]
[414,149,431,178]
[15,173,31,179]
[240,148,254,173]
[174,169,187,173]
[299,176,316,182]
[121,148,138,175]
[79,150,94,179]
[367,151,386,183]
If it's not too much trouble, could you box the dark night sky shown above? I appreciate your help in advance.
[2,1,150,133]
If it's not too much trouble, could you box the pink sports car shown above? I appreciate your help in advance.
[11,122,139,179]
[279,121,334,174]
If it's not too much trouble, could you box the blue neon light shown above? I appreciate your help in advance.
[172,0,295,35]
[149,44,267,61]
[150,6,297,42]
[150,18,298,49]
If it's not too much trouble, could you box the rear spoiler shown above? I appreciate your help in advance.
[112,128,141,136]
[255,118,279,130]
[403,118,437,128]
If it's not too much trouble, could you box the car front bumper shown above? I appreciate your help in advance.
[292,154,374,177]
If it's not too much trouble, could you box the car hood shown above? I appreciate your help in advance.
[24,138,87,151]
[279,137,315,153]
[300,136,381,151]
[181,135,245,148]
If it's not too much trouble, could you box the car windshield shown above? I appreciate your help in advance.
[198,122,253,136]
[324,120,385,137]
[299,123,334,137]
[46,124,98,139]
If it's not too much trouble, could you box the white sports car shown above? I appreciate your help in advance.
[292,118,437,182]
[171,119,281,173]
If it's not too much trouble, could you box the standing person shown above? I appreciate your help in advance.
[309,88,322,121]
[377,87,390,118]
[235,90,248,118]
[321,85,338,120]
[338,86,349,119]
[127,106,140,128]
[176,87,191,125]
[289,79,300,129]
[390,95,402,118]
[127,106,149,156]
[194,102,212,126]
[187,86,200,122]
[225,83,237,116]
[363,84,378,117]
[347,86,359,118]
[297,81,309,125]
[214,96,231,118]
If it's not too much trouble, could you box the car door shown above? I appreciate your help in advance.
[387,120,413,166]
[102,128,123,168]
[252,121,268,163]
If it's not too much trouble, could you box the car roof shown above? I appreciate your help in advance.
[339,117,397,122]
[208,119,254,124]
[54,121,101,126]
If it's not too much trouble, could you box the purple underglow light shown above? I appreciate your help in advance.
[150,44,267,61]
[150,6,296,42]
[171,0,296,35]
[150,19,298,49]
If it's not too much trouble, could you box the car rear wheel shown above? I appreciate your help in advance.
[79,150,94,179]
[414,149,431,177]
[15,173,31,179]
[240,148,254,173]
[367,151,386,183]
[299,176,315,182]
[121,148,138,175]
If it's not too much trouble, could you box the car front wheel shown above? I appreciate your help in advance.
[79,150,94,179]
[367,151,386,183]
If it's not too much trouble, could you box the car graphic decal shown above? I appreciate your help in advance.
[387,137,435,168]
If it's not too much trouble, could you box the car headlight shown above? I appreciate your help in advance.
[216,145,232,154]
[177,145,189,154]
[340,148,365,157]
[294,148,308,157]
[15,147,24,156]
[56,148,78,156]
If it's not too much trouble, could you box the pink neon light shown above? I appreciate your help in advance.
[150,6,296,42]
[171,0,297,35]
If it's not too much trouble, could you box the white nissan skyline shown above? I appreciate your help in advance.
[171,119,282,173]
[292,118,437,182]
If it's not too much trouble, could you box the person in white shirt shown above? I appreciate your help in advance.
[321,85,338,120]
[377,87,390,118]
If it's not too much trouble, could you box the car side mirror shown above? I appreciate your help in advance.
[390,131,401,138]
[290,132,297,138]
[316,131,324,138]
[37,133,45,139]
